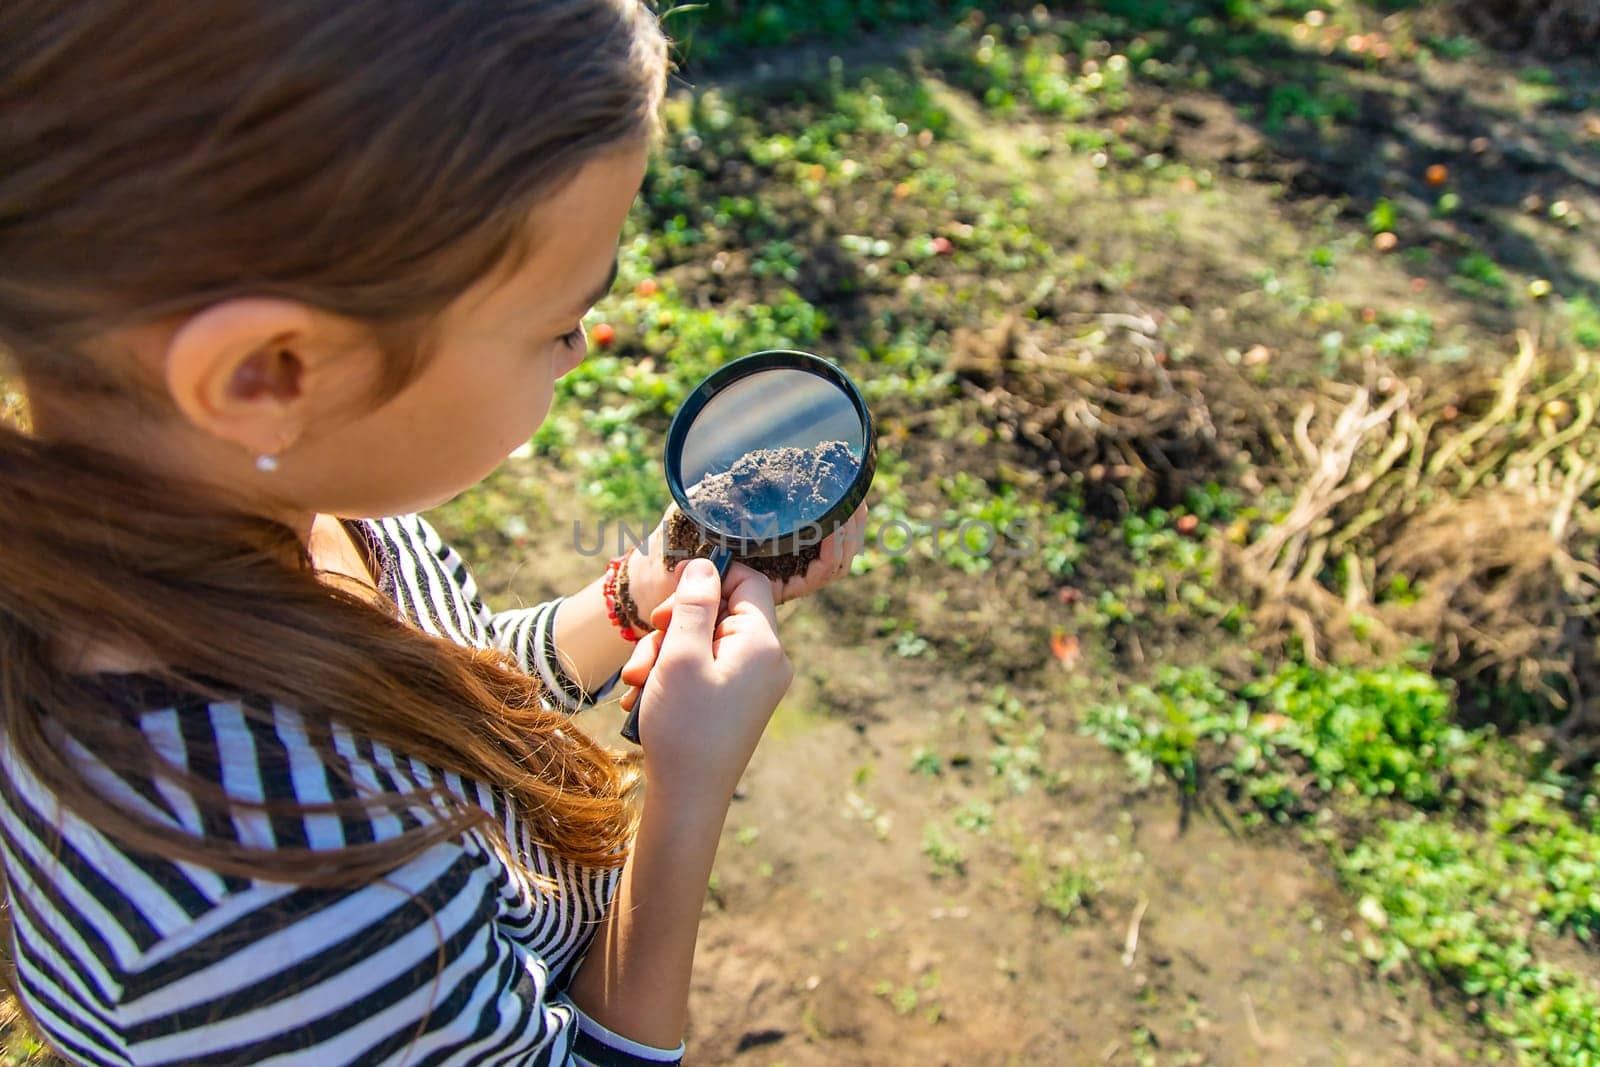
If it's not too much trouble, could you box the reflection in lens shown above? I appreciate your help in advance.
[677,367,866,540]
[685,439,856,540]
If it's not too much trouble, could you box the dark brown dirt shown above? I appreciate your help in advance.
[664,441,858,582]
[665,505,820,582]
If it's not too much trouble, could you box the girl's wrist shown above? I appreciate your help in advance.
[641,776,736,833]
[603,554,645,642]
[626,549,675,623]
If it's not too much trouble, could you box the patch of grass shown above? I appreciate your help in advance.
[944,28,1133,120]
[1037,864,1099,925]
[1083,663,1475,819]
[1357,308,1442,362]
[872,971,943,1021]
[658,0,1001,66]
[1262,81,1358,132]
[1566,296,1600,350]
[983,688,1065,796]
[909,747,944,777]
[952,799,995,833]
[1423,35,1481,61]
[921,821,967,877]
[1453,251,1510,298]
[1342,802,1600,1064]
[1093,494,1250,639]
[1366,197,1399,237]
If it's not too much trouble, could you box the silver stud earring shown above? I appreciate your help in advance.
[255,454,280,474]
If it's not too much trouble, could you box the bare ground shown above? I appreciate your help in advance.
[510,517,1492,1066]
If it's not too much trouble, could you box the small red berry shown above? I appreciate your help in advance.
[635,278,660,298]
[591,322,616,347]
[1176,515,1200,535]
[931,236,954,255]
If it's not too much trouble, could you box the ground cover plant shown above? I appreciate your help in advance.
[5,1,1600,1064]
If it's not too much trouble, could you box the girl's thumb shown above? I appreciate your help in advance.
[656,557,720,663]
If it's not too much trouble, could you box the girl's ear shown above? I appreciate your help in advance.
[162,298,372,457]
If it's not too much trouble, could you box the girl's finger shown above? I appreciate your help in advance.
[655,558,723,670]
[719,561,778,633]
[648,558,695,631]
[619,629,666,688]
[816,523,841,574]
[841,511,866,569]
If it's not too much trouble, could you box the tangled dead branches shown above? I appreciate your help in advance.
[1230,333,1600,735]
[951,313,1294,513]
[959,313,1600,741]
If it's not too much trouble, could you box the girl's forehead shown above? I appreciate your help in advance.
[460,145,647,325]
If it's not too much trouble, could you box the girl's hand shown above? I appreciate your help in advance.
[630,503,868,619]
[770,502,867,606]
[622,559,792,806]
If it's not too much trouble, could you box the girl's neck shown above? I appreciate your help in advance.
[309,514,382,598]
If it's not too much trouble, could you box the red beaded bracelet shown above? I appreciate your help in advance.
[603,553,643,643]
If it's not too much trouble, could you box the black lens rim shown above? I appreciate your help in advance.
[664,350,877,560]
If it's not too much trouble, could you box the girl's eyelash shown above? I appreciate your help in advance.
[560,325,586,348]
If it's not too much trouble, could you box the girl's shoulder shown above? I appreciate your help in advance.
[0,672,562,959]
[352,513,499,646]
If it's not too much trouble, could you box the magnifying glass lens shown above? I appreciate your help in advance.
[678,369,866,541]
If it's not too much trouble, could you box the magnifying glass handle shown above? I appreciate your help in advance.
[620,545,735,746]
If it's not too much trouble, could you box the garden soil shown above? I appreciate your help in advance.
[665,440,857,582]
[503,529,1486,1066]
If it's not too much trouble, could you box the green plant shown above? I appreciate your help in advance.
[1248,664,1470,806]
[1038,865,1098,924]
[982,688,1064,795]
[1566,296,1600,350]
[1084,664,1474,819]
[953,799,996,833]
[1454,252,1509,295]
[1343,814,1600,1065]
[921,822,967,877]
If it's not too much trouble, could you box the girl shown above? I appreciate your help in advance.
[0,2,863,1064]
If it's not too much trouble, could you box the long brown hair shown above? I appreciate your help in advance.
[0,0,667,1001]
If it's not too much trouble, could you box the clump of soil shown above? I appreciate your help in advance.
[664,441,857,583]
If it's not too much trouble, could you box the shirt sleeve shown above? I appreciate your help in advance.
[486,598,623,713]
[94,835,679,1066]
[562,997,687,1067]
[367,514,619,712]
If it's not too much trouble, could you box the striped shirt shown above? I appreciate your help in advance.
[0,514,680,1066]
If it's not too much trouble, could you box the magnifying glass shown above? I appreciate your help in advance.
[621,350,877,745]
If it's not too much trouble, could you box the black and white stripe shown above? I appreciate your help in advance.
[1,515,678,1066]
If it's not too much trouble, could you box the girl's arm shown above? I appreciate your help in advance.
[566,559,792,1045]
[567,782,729,1046]
[546,555,675,697]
